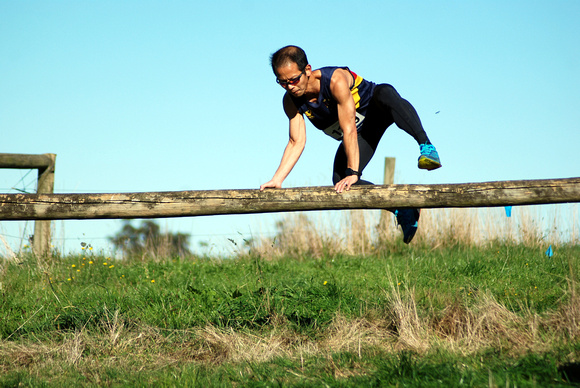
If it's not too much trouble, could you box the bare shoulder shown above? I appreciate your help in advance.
[329,68,353,88]
[329,68,354,101]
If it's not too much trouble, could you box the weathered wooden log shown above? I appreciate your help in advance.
[0,177,579,221]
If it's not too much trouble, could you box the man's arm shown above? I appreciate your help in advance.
[260,94,306,191]
[331,69,359,193]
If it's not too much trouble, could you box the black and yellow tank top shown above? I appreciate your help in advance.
[289,66,376,140]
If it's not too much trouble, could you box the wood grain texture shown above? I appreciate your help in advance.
[1,178,579,221]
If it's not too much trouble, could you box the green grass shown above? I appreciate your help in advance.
[1,243,580,386]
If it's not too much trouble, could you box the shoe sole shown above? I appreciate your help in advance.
[418,157,442,171]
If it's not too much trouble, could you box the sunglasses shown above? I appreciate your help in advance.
[276,71,304,87]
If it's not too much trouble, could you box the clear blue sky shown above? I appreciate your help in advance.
[1,1,579,255]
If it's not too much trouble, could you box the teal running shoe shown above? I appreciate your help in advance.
[394,208,420,244]
[418,143,441,170]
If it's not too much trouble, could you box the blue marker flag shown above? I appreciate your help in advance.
[504,206,512,217]
[545,245,553,258]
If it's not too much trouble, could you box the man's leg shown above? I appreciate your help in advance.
[372,84,441,170]
[332,132,420,244]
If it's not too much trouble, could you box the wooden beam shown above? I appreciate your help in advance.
[0,177,579,221]
[0,153,54,169]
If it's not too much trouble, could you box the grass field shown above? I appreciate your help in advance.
[1,207,580,386]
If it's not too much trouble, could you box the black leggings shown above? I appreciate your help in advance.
[332,84,430,185]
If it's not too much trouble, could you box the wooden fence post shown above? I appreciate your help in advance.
[383,157,396,186]
[33,153,56,256]
[378,157,396,232]
[0,153,56,256]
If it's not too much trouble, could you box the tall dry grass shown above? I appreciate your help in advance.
[253,204,579,258]
[178,276,579,364]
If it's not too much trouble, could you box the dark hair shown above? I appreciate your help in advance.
[270,45,308,75]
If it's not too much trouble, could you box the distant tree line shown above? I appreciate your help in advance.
[109,220,191,259]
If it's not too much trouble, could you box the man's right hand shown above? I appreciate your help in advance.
[260,179,282,191]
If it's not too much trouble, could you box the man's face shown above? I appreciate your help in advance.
[275,62,310,97]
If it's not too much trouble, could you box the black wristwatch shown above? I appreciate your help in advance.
[345,168,361,177]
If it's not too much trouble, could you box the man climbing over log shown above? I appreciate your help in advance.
[260,45,441,243]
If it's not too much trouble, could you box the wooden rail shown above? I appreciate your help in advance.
[0,177,579,221]
[0,153,55,170]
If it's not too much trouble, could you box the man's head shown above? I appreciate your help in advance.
[270,45,308,75]
[270,45,312,96]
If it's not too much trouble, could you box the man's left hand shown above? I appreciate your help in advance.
[335,175,359,193]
